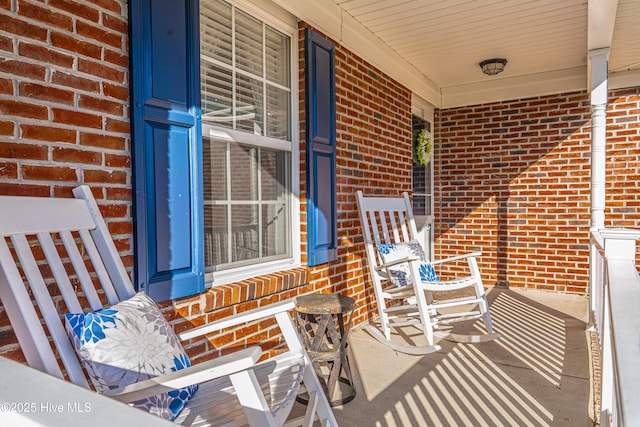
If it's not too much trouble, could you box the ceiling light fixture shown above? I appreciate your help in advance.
[479,58,508,76]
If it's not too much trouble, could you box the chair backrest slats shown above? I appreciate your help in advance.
[388,211,402,243]
[0,237,62,377]
[402,192,420,240]
[397,211,409,242]
[0,185,136,388]
[368,212,379,246]
[60,230,104,312]
[356,191,419,274]
[377,211,391,243]
[11,234,89,387]
[79,229,120,306]
[73,186,135,301]
[37,232,83,314]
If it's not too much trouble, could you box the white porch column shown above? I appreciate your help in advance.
[588,47,610,320]
[589,47,610,231]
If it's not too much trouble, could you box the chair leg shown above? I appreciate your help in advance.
[480,294,494,334]
[409,265,436,346]
[229,369,279,427]
[468,256,494,334]
[301,358,338,426]
[377,293,392,340]
[302,391,318,427]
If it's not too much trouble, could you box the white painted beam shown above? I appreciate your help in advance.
[588,0,619,51]
[440,67,586,108]
[609,68,640,90]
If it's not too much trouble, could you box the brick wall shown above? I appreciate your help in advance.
[434,88,640,294]
[0,5,413,364]
[605,88,640,229]
[0,1,132,362]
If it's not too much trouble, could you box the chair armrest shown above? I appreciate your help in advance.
[104,346,262,403]
[178,298,297,341]
[430,251,481,266]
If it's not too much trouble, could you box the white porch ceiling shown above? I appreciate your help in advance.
[316,0,640,107]
[334,0,587,88]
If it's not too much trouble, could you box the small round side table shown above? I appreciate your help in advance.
[294,293,356,406]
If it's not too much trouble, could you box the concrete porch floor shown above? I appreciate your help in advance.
[318,287,593,427]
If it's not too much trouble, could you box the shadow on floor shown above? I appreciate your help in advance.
[319,287,592,427]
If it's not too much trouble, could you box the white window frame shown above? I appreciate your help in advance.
[201,0,300,286]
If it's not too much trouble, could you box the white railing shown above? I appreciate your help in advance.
[590,228,640,427]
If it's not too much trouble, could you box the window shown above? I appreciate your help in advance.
[200,0,297,279]
[412,113,435,260]
[412,115,433,217]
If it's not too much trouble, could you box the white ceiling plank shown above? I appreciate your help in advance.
[274,0,640,107]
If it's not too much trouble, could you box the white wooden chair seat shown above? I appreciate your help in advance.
[0,186,337,427]
[173,353,304,426]
[356,191,500,353]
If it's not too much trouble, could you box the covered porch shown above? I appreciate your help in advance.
[1,0,640,426]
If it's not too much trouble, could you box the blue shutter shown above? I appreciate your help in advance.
[305,29,337,266]
[129,0,204,301]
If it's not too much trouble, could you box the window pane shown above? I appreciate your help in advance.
[236,74,263,135]
[413,195,426,216]
[203,136,227,200]
[200,0,232,66]
[201,64,233,127]
[260,149,285,200]
[265,26,289,86]
[235,9,263,77]
[230,143,258,200]
[266,84,289,139]
[413,164,427,194]
[262,203,287,257]
[205,205,228,266]
[231,205,259,262]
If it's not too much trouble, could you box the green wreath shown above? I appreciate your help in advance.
[412,129,433,165]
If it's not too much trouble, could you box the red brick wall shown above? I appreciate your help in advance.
[434,88,640,294]
[605,88,640,229]
[0,1,132,361]
[0,6,413,363]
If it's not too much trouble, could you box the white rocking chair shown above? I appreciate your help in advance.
[0,186,337,427]
[356,191,500,354]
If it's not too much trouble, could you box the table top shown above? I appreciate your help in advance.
[295,293,355,315]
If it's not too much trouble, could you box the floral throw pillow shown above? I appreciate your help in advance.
[65,292,197,421]
[376,240,439,287]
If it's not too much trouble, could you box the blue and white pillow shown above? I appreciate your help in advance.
[65,292,197,421]
[377,240,439,287]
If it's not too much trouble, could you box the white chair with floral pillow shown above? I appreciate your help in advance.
[0,186,337,427]
[356,190,500,354]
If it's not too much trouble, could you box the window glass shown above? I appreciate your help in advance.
[412,115,432,216]
[200,0,292,275]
